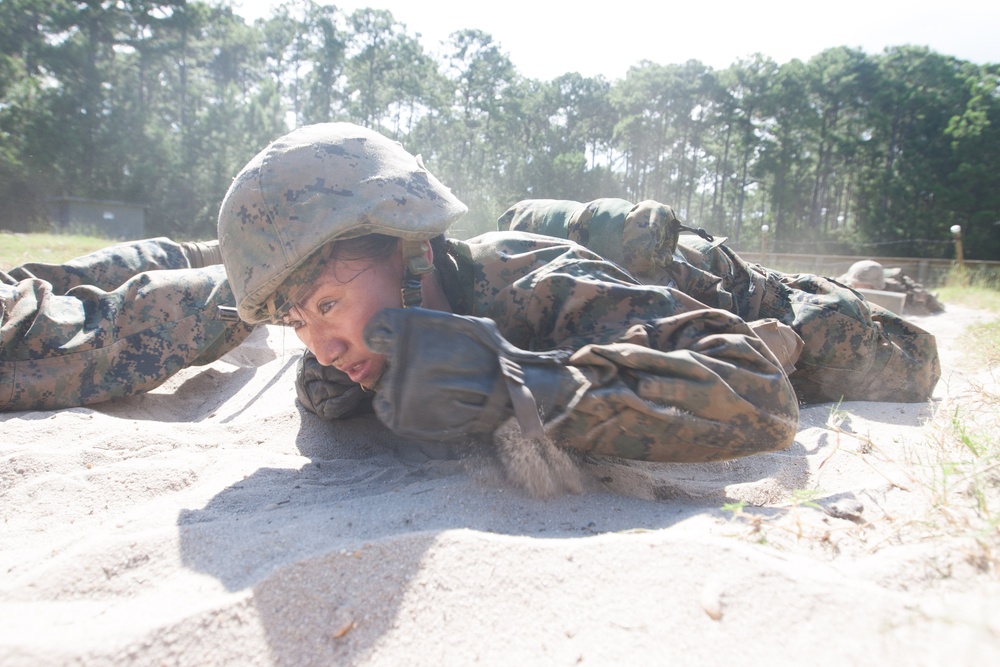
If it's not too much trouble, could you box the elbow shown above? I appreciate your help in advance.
[739,377,800,455]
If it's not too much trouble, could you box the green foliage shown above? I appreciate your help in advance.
[720,501,747,519]
[0,2,997,259]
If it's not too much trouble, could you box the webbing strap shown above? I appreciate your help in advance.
[679,224,715,242]
[400,239,434,309]
[498,357,545,440]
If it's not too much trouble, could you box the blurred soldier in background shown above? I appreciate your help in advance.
[837,260,945,315]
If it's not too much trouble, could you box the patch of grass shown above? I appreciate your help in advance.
[923,384,1000,573]
[720,311,1000,575]
[936,266,1000,312]
[0,231,112,270]
[948,316,1000,372]
[961,319,1000,366]
[864,320,1000,573]
[936,285,1000,313]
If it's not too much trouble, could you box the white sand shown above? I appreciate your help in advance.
[2,305,998,666]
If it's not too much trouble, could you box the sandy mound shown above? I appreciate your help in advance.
[2,307,998,666]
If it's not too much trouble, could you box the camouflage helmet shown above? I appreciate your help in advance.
[839,260,886,290]
[218,123,468,323]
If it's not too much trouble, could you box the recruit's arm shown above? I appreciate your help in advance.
[366,255,799,463]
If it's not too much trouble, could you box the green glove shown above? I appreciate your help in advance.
[363,308,593,443]
[295,350,373,420]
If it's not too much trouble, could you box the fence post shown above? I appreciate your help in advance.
[951,225,964,265]
[950,225,967,285]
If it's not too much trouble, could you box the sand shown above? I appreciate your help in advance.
[2,304,998,666]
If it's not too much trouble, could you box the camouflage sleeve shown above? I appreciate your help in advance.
[497,254,799,463]
[1,263,255,411]
[498,198,683,284]
[4,237,195,294]
[555,307,801,462]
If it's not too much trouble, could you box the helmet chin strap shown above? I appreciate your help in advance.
[400,239,434,308]
[365,239,433,393]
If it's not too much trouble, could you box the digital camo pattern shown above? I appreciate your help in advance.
[298,195,936,462]
[1,239,255,411]
[498,199,940,405]
[499,198,681,283]
[432,232,801,462]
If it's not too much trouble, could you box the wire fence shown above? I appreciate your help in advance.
[728,237,960,258]
[732,251,1000,288]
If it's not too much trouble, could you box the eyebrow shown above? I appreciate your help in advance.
[294,282,323,306]
[291,258,374,311]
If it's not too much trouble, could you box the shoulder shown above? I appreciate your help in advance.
[460,231,603,271]
[451,230,636,304]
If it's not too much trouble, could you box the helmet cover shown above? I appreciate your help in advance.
[218,123,468,323]
[840,260,886,290]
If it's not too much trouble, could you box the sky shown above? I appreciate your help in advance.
[233,0,998,82]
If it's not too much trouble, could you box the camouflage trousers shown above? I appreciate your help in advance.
[0,238,255,411]
[665,237,941,403]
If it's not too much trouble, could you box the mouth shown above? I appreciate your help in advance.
[342,359,371,384]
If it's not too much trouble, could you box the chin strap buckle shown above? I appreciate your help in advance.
[400,239,434,309]
[400,276,423,308]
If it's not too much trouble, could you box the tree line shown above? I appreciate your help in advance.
[2,0,998,259]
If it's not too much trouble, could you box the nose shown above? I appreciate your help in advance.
[296,324,347,367]
[312,335,348,367]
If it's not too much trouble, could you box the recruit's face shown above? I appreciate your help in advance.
[284,245,404,389]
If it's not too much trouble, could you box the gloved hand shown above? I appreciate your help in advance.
[295,350,373,420]
[363,308,594,443]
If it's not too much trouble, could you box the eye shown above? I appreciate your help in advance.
[318,299,338,316]
[281,316,305,330]
[281,304,308,330]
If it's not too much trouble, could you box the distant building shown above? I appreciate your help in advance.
[48,197,146,239]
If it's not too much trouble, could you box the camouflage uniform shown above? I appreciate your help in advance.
[0,238,255,411]
[219,123,801,463]
[295,229,800,462]
[430,232,801,461]
[500,198,940,404]
[217,123,939,464]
